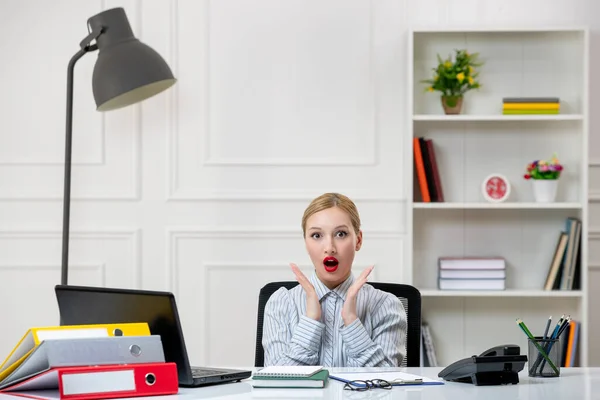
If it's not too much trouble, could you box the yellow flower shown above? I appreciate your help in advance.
[469,66,474,75]
[468,76,474,85]
[434,75,439,81]
[444,61,452,68]
[457,72,465,83]
[538,160,546,166]
[428,87,434,92]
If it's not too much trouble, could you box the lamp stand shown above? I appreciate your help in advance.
[60,29,102,286]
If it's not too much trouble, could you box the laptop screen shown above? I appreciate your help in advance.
[54,285,192,384]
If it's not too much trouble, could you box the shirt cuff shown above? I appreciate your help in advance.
[291,315,325,353]
[339,318,372,356]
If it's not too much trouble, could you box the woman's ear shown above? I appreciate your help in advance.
[355,230,363,251]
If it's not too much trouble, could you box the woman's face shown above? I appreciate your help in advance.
[304,206,362,289]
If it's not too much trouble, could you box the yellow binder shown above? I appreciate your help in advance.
[0,322,150,382]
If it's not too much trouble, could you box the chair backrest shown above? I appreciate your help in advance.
[254,281,421,367]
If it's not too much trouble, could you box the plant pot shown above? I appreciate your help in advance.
[441,95,463,115]
[532,179,558,203]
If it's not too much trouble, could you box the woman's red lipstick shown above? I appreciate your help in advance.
[323,257,339,272]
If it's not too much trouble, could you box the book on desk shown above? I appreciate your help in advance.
[251,366,328,388]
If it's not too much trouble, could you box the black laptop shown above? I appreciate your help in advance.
[54,284,252,387]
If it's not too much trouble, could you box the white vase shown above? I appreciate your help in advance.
[532,179,558,203]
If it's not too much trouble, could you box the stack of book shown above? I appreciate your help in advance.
[502,97,560,115]
[438,257,506,290]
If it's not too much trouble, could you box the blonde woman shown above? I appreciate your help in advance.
[262,193,407,367]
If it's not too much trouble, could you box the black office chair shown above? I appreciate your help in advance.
[254,281,421,367]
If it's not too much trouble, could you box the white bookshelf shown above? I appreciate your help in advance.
[406,27,589,367]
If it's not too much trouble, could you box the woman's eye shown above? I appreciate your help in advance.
[336,231,348,238]
[311,233,321,239]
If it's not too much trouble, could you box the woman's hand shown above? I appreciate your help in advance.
[290,263,321,321]
[342,265,374,326]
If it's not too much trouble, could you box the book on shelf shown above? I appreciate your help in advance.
[562,319,580,368]
[544,217,581,291]
[413,137,444,203]
[438,257,506,290]
[502,97,560,114]
[420,322,438,367]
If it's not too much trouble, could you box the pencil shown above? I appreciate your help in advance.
[516,319,559,375]
[531,316,554,373]
[543,316,552,340]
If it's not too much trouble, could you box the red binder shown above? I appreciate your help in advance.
[3,362,178,400]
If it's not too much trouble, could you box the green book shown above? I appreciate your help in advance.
[251,369,329,388]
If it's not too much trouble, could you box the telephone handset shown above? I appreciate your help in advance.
[438,344,528,386]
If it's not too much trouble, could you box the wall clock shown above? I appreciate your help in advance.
[482,174,510,203]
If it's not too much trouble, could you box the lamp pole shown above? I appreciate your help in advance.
[59,7,175,286]
[61,30,102,286]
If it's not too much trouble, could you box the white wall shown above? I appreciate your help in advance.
[1,0,599,367]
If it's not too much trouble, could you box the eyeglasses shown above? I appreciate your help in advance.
[343,379,392,391]
[343,378,424,391]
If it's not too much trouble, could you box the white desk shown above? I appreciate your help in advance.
[172,367,599,400]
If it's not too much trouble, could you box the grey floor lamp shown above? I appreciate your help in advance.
[61,7,177,285]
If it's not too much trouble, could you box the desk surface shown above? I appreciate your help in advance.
[0,367,595,400]
[171,367,598,400]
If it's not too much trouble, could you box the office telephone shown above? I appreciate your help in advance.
[438,344,528,386]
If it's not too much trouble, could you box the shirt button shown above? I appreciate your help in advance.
[327,316,333,323]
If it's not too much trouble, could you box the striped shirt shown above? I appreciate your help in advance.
[262,271,407,367]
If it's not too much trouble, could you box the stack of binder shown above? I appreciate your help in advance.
[0,323,179,399]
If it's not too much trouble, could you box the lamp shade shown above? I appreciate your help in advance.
[88,8,176,111]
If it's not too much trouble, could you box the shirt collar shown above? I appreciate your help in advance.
[309,270,355,301]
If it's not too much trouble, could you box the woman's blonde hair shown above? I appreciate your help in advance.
[301,193,361,237]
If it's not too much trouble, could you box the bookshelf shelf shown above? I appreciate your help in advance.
[420,289,584,298]
[413,114,584,122]
[407,27,589,368]
[413,202,583,210]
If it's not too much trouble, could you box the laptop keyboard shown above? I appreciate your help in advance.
[191,367,226,377]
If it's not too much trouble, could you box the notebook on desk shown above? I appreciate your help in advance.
[54,285,252,388]
[252,366,328,388]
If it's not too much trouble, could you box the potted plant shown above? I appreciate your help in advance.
[421,49,483,114]
[523,154,564,202]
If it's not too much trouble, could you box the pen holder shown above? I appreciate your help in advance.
[528,337,560,377]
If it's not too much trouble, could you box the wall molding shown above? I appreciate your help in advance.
[166,227,403,295]
[588,230,600,270]
[0,229,142,288]
[168,0,378,199]
[167,189,405,202]
[0,263,107,286]
[0,2,140,201]
[588,159,600,202]
[198,262,381,365]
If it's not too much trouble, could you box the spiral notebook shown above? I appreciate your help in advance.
[253,366,323,378]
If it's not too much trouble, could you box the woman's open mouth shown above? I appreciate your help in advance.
[323,257,339,272]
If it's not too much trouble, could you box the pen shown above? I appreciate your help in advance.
[389,378,423,385]
[516,318,560,376]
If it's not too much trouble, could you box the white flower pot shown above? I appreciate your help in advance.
[532,179,558,203]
